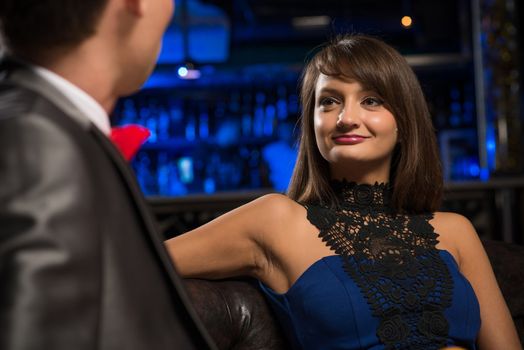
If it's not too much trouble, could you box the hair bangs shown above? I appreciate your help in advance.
[314,42,390,101]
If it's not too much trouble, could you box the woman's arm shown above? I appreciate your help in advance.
[164,193,292,281]
[440,213,521,350]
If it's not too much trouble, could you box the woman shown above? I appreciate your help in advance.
[165,35,521,349]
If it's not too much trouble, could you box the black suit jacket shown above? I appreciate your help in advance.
[0,60,217,350]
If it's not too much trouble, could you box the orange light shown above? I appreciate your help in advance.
[401,16,413,28]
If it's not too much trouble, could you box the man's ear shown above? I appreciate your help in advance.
[124,0,146,16]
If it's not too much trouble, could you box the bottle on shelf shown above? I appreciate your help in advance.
[114,80,301,196]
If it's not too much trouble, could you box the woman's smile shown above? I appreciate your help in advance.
[332,134,370,145]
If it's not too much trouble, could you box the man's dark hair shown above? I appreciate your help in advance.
[0,0,108,57]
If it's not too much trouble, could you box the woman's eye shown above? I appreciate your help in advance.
[319,97,338,107]
[362,97,383,107]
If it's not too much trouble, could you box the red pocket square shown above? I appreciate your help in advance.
[110,125,151,161]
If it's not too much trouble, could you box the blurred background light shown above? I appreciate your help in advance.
[401,15,413,28]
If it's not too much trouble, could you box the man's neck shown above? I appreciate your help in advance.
[29,42,119,114]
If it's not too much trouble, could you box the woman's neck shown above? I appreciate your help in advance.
[329,157,392,185]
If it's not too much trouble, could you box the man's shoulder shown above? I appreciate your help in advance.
[0,81,39,115]
[0,82,94,166]
[0,80,65,123]
[0,81,82,138]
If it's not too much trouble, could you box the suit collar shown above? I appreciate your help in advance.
[32,65,111,135]
[0,57,92,131]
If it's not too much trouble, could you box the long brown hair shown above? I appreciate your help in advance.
[287,34,443,213]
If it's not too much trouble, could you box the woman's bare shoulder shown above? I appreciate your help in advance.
[249,193,306,219]
[432,211,474,230]
[431,211,480,267]
[249,193,321,244]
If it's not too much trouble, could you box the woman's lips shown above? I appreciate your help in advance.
[332,135,369,145]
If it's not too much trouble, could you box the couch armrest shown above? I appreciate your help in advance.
[184,278,288,350]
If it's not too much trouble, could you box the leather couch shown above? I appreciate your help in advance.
[185,240,524,349]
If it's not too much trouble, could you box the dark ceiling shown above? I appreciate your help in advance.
[201,0,471,55]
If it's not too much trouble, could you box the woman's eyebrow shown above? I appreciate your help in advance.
[317,86,364,96]
[317,87,340,95]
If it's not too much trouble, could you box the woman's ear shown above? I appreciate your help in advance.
[124,0,146,16]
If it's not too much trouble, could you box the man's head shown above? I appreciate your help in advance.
[0,0,174,97]
[0,0,109,58]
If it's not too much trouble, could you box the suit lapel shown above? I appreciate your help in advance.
[90,112,217,350]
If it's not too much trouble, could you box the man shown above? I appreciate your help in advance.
[0,0,216,349]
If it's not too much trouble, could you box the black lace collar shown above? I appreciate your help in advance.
[330,179,392,208]
[303,180,454,349]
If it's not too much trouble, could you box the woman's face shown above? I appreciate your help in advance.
[313,74,398,180]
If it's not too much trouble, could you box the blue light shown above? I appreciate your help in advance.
[178,66,189,77]
[468,163,480,177]
[485,126,497,172]
[178,157,194,184]
[486,139,496,151]
[176,65,202,80]
[204,178,216,194]
[480,168,490,181]
[262,141,298,192]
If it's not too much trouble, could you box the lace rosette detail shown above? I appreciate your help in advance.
[303,181,454,350]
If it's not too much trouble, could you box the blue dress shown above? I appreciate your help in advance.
[259,182,481,349]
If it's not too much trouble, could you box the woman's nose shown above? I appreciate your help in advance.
[336,108,360,129]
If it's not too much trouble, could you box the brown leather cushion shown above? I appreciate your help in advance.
[184,278,288,350]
